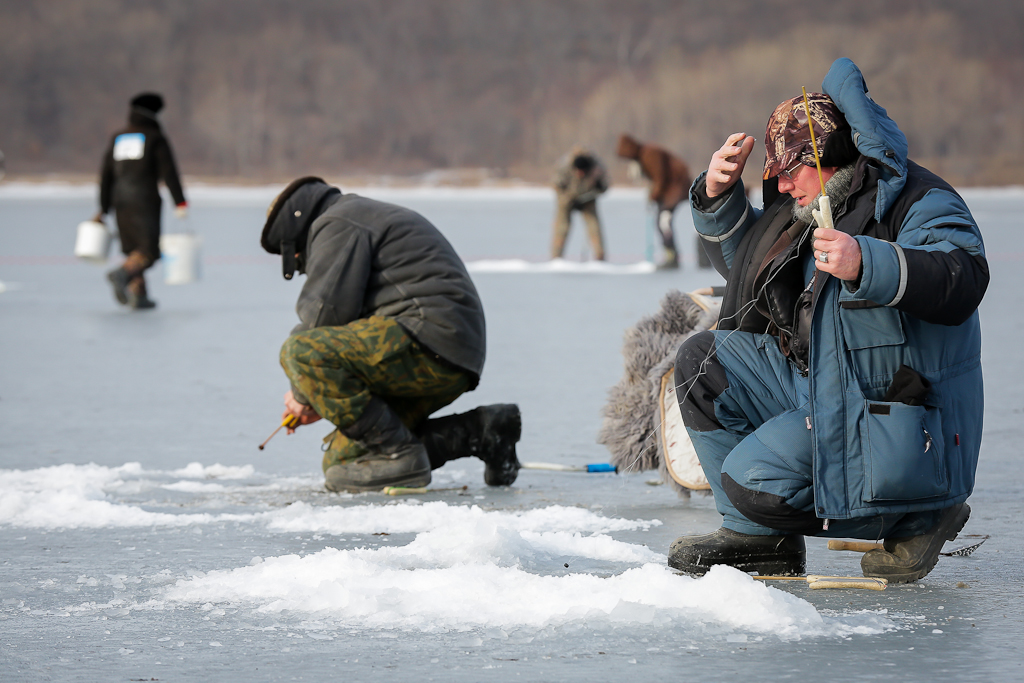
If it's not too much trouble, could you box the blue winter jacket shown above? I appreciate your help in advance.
[690,58,988,520]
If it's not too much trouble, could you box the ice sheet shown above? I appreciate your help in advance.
[2,186,1020,681]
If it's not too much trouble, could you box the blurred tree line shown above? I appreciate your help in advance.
[2,0,1022,186]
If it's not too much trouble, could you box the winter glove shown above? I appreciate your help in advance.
[174,203,189,220]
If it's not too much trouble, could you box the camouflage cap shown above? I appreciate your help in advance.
[763,93,847,180]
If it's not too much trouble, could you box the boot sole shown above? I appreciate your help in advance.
[862,503,971,583]
[324,468,431,494]
[668,552,805,577]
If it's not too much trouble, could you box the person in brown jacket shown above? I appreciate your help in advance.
[617,134,710,269]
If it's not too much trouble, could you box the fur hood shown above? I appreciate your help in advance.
[599,290,719,495]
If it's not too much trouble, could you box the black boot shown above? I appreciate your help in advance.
[419,404,522,486]
[668,528,806,576]
[106,267,130,305]
[325,398,431,493]
[861,503,970,583]
[128,277,156,309]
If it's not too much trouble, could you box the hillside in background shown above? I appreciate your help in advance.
[2,0,1023,186]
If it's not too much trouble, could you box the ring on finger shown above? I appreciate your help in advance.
[818,251,829,264]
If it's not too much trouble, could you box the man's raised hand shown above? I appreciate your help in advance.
[706,133,755,198]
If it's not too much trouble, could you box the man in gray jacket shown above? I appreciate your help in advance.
[262,177,521,492]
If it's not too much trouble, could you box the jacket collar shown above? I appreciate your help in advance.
[823,58,908,222]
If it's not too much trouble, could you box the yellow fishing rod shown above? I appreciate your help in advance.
[801,86,835,232]
[258,414,300,450]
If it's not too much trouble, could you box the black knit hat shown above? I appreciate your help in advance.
[130,92,164,114]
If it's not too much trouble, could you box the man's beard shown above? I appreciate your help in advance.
[791,162,857,224]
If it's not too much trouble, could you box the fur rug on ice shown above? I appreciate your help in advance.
[598,289,719,496]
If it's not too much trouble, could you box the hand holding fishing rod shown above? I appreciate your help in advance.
[800,86,862,281]
[282,389,321,433]
[258,390,323,450]
[258,414,300,450]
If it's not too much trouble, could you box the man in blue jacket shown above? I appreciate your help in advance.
[670,59,987,583]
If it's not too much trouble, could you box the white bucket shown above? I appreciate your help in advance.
[74,221,112,263]
[160,233,202,285]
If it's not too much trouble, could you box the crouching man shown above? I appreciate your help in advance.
[262,177,521,492]
[670,59,988,583]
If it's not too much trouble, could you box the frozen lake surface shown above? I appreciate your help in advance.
[2,183,1023,681]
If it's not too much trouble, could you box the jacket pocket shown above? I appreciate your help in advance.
[838,302,905,350]
[862,400,949,502]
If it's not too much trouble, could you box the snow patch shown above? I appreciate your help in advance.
[1,462,894,639]
[164,555,889,637]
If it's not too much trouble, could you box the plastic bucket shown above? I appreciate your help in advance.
[159,233,202,285]
[74,221,112,263]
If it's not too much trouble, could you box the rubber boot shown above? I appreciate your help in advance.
[324,398,431,493]
[419,404,522,486]
[861,503,970,583]
[106,267,131,305]
[668,528,806,576]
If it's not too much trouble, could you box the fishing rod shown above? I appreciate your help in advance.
[258,414,300,450]
[801,86,835,233]
[520,462,618,473]
[754,574,887,590]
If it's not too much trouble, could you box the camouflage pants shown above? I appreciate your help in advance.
[279,316,472,472]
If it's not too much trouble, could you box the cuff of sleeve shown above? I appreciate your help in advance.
[291,384,310,406]
[850,236,902,305]
[690,172,735,214]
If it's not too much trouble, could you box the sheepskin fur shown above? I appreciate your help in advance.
[598,290,719,496]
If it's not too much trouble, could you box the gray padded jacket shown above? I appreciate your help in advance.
[289,193,486,382]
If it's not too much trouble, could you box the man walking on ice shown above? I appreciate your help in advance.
[262,177,522,492]
[670,58,988,583]
[95,92,188,310]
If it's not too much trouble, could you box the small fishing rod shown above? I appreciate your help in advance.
[258,415,300,450]
[801,86,835,233]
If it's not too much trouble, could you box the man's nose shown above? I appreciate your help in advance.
[777,176,795,192]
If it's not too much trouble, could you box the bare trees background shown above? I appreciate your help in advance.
[2,0,1022,186]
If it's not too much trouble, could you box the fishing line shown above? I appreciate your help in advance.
[633,91,830,478]
[621,220,813,476]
